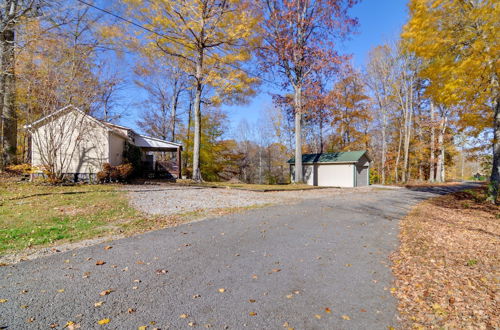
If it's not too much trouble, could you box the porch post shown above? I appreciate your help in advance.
[177,146,182,179]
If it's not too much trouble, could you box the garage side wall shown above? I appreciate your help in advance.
[290,164,316,185]
[317,164,355,187]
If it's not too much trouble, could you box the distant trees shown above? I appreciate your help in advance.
[403,0,499,201]
[120,0,260,182]
[258,0,358,183]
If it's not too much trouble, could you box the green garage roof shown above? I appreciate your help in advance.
[287,151,369,164]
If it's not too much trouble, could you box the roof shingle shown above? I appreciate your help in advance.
[287,151,368,164]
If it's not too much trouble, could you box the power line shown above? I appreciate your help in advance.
[75,0,279,87]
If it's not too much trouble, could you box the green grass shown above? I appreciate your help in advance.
[0,180,148,254]
[0,179,277,256]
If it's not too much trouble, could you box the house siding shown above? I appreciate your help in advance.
[31,110,110,174]
[108,132,125,166]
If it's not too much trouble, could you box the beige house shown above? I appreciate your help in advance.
[288,151,371,187]
[25,105,182,181]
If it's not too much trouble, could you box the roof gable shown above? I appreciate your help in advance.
[24,105,110,131]
[25,105,182,150]
[288,151,370,164]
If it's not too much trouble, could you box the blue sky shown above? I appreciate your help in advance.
[109,0,409,137]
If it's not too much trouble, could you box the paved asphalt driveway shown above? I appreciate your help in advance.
[0,185,474,329]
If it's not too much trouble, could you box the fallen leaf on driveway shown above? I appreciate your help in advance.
[193,294,201,299]
[251,274,258,279]
[138,326,147,330]
[248,299,256,303]
[99,289,113,296]
[127,308,136,313]
[94,301,104,307]
[314,314,322,319]
[286,294,293,299]
[249,312,257,316]
[82,272,91,279]
[0,299,7,303]
[133,279,141,283]
[325,307,332,313]
[188,322,196,327]
[218,288,226,293]
[57,289,65,293]
[97,318,110,325]
[155,269,168,275]
[104,246,112,250]
[136,260,144,265]
[345,264,352,267]
[180,314,189,319]
[271,268,281,273]
[50,323,58,328]
[342,315,350,320]
[95,260,106,266]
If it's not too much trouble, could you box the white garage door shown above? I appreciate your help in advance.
[317,164,354,187]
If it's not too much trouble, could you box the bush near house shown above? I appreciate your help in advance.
[5,164,32,175]
[97,163,135,183]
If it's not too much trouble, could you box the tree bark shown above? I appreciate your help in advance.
[192,58,203,182]
[381,115,386,184]
[169,81,180,142]
[293,85,303,183]
[0,24,17,169]
[429,102,436,182]
[489,98,500,203]
[435,115,447,183]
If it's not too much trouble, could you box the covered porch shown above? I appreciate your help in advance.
[134,135,182,180]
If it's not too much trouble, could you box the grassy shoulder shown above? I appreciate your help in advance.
[0,178,264,257]
[391,186,499,329]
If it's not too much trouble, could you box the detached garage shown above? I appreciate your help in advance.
[288,151,371,187]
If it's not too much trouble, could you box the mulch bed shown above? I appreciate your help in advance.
[391,187,499,329]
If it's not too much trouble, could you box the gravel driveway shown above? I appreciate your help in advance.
[126,185,372,215]
[0,184,474,329]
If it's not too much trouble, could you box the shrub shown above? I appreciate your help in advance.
[117,163,134,182]
[97,170,109,183]
[5,163,32,175]
[98,163,135,183]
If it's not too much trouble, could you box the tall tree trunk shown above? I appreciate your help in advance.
[381,123,386,184]
[293,85,303,183]
[192,52,203,182]
[429,102,436,182]
[436,115,447,183]
[489,97,500,203]
[183,93,193,175]
[0,24,17,169]
[395,121,403,183]
[169,82,180,142]
[319,119,324,154]
[402,106,412,183]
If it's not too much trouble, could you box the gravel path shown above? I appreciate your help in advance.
[126,185,373,215]
[0,184,475,329]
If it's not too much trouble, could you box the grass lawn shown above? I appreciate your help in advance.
[176,180,324,191]
[0,178,154,255]
[391,186,499,328]
[0,178,275,257]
